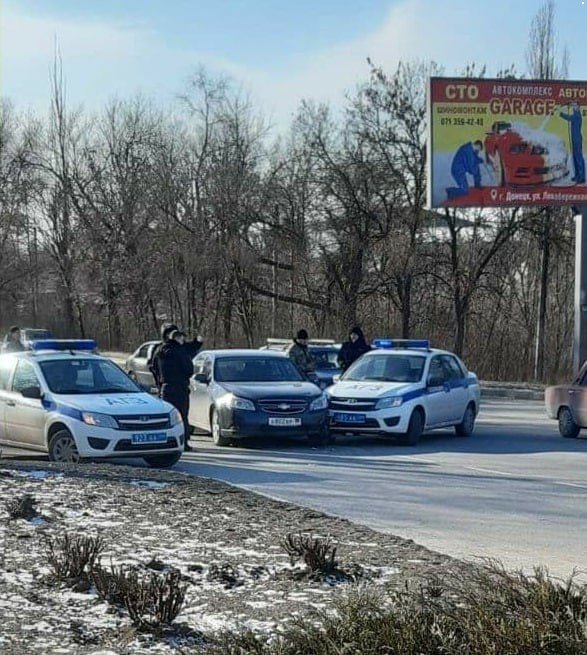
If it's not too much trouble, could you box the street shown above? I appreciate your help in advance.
[2,398,586,578]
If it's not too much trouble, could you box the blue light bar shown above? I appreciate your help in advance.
[30,339,98,352]
[372,339,431,350]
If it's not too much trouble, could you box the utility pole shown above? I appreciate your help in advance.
[574,207,587,374]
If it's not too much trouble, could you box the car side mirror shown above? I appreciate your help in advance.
[21,386,43,400]
[194,373,210,384]
[332,374,341,384]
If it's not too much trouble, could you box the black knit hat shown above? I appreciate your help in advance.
[296,329,309,340]
[161,323,178,340]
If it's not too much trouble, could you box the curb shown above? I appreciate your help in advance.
[481,387,544,401]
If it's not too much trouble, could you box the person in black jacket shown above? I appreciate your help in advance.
[156,330,194,452]
[337,326,370,371]
[2,326,25,353]
[148,323,178,391]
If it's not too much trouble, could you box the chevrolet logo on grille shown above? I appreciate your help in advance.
[140,416,149,422]
[278,403,291,410]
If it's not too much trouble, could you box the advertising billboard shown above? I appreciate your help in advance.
[428,77,587,208]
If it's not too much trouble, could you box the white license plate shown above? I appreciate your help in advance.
[268,417,302,427]
[131,432,167,444]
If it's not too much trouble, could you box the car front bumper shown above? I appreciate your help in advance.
[218,407,328,439]
[66,422,185,458]
[328,406,412,436]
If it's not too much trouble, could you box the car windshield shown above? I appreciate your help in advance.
[344,354,426,383]
[25,330,51,340]
[215,357,304,383]
[310,349,340,370]
[39,358,141,394]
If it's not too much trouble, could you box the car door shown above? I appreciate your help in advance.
[441,355,469,422]
[0,356,17,441]
[568,367,587,426]
[189,354,213,428]
[135,343,156,387]
[4,359,47,447]
[425,356,452,426]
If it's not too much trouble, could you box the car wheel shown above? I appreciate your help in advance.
[558,407,580,439]
[211,408,231,446]
[399,409,424,446]
[143,452,182,468]
[455,404,476,437]
[49,429,81,463]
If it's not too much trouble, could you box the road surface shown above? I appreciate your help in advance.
[2,398,585,578]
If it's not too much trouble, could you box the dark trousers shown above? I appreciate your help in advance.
[161,386,190,448]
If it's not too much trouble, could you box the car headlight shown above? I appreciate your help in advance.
[309,394,328,411]
[81,412,118,428]
[376,396,404,410]
[219,394,255,411]
[169,409,183,427]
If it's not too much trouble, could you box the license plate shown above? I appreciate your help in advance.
[333,412,366,424]
[131,432,167,444]
[268,417,302,427]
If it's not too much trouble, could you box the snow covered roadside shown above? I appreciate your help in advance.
[0,461,472,654]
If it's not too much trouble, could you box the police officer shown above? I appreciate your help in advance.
[155,330,194,452]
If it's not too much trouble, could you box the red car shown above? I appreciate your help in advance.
[484,121,568,186]
[545,364,587,439]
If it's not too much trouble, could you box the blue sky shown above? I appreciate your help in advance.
[2,0,587,128]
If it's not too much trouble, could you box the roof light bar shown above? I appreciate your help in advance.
[372,339,431,350]
[30,339,98,352]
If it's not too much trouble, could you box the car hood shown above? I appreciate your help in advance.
[51,392,172,415]
[218,381,322,400]
[327,381,416,399]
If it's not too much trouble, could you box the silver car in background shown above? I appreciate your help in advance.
[125,341,159,391]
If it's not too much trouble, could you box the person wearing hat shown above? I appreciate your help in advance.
[155,329,194,451]
[287,329,316,376]
[337,326,370,371]
[148,323,178,392]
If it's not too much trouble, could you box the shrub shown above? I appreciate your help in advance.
[43,533,104,583]
[207,562,243,589]
[91,562,138,606]
[6,494,39,521]
[281,533,337,576]
[125,568,187,633]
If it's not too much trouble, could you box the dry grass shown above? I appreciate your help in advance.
[196,562,587,655]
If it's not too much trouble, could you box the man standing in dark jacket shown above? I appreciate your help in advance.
[2,326,25,353]
[337,327,370,371]
[149,323,203,391]
[156,330,194,452]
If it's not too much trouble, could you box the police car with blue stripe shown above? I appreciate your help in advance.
[326,340,480,445]
[0,340,184,467]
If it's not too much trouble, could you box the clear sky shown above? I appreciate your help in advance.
[2,0,586,129]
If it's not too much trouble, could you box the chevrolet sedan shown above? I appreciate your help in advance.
[189,350,329,446]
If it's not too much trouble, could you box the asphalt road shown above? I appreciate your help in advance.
[2,398,586,578]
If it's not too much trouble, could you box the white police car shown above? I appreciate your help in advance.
[0,340,184,467]
[326,340,480,445]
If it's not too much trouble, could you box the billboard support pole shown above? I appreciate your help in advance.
[574,207,587,374]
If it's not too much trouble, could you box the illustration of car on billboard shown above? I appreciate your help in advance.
[484,121,569,186]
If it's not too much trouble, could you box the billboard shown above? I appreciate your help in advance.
[428,77,587,208]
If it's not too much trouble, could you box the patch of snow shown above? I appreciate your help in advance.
[129,480,169,489]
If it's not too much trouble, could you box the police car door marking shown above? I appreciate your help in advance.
[104,397,149,406]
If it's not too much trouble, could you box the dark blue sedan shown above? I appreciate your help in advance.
[189,350,329,447]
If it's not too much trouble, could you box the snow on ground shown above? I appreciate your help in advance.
[0,462,470,654]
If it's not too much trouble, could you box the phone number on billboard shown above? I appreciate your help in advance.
[440,117,484,126]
